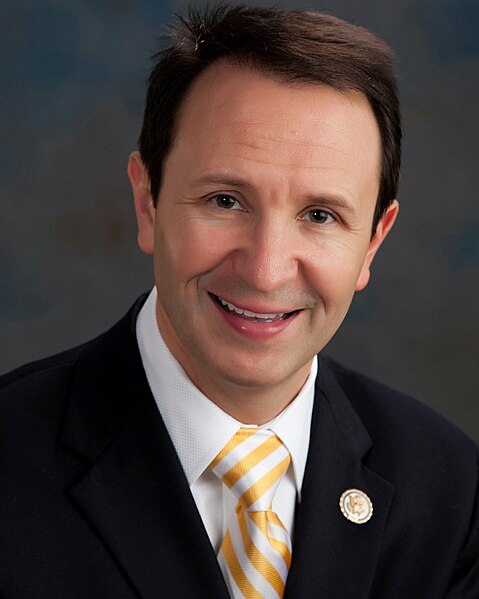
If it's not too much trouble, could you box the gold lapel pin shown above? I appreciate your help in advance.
[339,488,373,524]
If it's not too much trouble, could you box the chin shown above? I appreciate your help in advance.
[211,354,303,391]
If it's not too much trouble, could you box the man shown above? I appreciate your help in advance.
[0,4,477,598]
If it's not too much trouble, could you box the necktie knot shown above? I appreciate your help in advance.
[210,427,291,512]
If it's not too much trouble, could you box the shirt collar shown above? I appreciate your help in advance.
[263,357,317,498]
[136,287,317,498]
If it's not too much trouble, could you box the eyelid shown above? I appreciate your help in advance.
[300,207,337,225]
[209,193,244,210]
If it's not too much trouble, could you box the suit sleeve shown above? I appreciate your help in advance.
[446,450,479,597]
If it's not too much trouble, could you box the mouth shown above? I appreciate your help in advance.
[210,293,299,323]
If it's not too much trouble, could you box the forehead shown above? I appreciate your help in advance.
[168,61,381,190]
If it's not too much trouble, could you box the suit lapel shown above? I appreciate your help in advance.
[61,301,229,599]
[285,357,395,598]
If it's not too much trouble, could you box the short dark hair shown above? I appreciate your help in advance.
[139,3,401,231]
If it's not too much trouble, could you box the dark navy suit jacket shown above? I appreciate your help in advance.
[1,296,478,598]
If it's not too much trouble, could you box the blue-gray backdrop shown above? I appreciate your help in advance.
[1,0,478,439]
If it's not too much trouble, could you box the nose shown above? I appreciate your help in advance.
[231,215,300,293]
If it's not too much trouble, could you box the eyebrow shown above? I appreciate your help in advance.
[305,193,357,215]
[188,174,357,215]
[188,174,256,192]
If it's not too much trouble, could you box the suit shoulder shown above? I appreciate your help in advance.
[0,295,145,413]
[320,355,478,459]
[0,345,85,409]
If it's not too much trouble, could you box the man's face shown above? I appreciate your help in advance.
[130,62,397,409]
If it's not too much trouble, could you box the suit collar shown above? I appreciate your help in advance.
[60,298,145,461]
[314,355,373,458]
[285,355,395,598]
[61,297,229,599]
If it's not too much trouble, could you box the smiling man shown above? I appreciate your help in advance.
[1,4,478,599]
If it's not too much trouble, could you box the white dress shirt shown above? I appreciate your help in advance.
[136,287,317,552]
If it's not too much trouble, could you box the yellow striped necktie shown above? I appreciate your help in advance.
[210,427,292,599]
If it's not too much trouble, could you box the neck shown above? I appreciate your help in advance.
[182,361,312,425]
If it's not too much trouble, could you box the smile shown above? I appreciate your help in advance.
[212,294,297,323]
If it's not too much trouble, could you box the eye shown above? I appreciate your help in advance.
[302,209,335,225]
[210,194,242,210]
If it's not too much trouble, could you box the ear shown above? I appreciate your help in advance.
[356,200,399,291]
[128,151,155,255]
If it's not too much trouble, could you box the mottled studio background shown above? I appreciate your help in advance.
[1,1,478,439]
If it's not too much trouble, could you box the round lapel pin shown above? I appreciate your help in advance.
[339,488,373,524]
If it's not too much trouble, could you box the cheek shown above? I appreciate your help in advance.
[155,219,235,282]
[306,240,367,298]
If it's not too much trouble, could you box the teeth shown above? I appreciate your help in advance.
[218,297,285,320]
